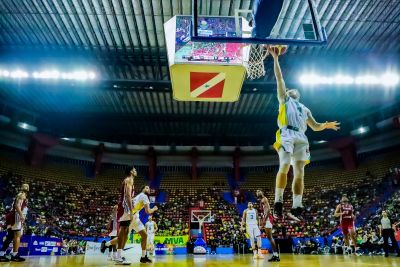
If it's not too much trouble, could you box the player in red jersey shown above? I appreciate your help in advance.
[106,204,118,261]
[334,195,361,255]
[256,189,280,262]
[0,183,29,262]
[101,167,136,265]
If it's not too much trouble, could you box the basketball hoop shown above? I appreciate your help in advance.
[243,44,269,80]
[191,210,213,233]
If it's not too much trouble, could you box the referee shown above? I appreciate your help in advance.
[380,210,400,257]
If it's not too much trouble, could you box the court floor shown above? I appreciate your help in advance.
[2,254,399,267]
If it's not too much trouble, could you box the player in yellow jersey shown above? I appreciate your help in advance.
[131,185,158,263]
[269,47,340,219]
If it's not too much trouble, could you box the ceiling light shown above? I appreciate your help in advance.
[10,70,29,79]
[17,122,37,131]
[350,126,370,136]
[381,72,399,87]
[299,72,399,86]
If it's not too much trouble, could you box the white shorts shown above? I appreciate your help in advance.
[278,129,310,164]
[129,214,145,233]
[147,234,155,247]
[11,213,22,231]
[246,225,261,240]
[265,219,273,229]
[119,212,131,222]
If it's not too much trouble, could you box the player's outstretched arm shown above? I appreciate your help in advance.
[306,110,340,132]
[268,47,286,104]
[144,204,158,214]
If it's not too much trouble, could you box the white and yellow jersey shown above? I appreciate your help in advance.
[245,209,258,226]
[273,97,311,166]
[276,97,309,133]
[145,221,156,234]
[132,192,150,214]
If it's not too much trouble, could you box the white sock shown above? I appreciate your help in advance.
[0,251,5,256]
[12,252,18,256]
[117,249,122,259]
[275,188,284,203]
[105,241,111,247]
[142,250,146,257]
[273,252,278,256]
[292,194,303,208]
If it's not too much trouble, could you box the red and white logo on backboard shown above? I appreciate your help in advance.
[190,72,225,98]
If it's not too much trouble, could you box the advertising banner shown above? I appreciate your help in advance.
[0,232,61,256]
[129,234,188,246]
[29,236,62,256]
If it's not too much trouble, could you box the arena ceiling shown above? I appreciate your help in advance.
[0,0,399,146]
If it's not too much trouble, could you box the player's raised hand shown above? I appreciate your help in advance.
[325,121,340,131]
[267,46,278,59]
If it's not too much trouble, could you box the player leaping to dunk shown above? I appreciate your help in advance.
[269,47,340,220]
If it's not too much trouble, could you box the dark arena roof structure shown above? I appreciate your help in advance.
[0,0,399,148]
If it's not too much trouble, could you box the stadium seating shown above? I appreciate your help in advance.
[0,148,399,248]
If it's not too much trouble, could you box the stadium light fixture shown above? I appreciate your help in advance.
[350,126,370,136]
[355,75,379,85]
[1,70,10,77]
[33,70,61,79]
[299,72,399,87]
[17,122,37,132]
[0,69,96,81]
[381,72,399,87]
[334,75,354,85]
[10,70,29,79]
[358,127,367,134]
[61,137,76,142]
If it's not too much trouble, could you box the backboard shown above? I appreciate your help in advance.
[164,15,248,102]
[172,16,245,65]
[191,210,214,223]
[190,0,327,45]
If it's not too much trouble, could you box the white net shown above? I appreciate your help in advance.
[243,44,269,80]
[191,210,212,223]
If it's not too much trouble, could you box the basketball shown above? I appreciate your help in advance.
[269,45,288,56]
